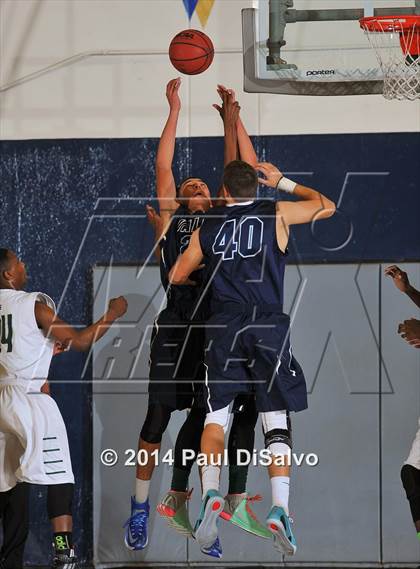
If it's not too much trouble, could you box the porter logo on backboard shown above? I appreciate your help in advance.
[306,70,336,77]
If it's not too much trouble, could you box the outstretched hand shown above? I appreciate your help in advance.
[384,265,411,293]
[166,78,181,111]
[256,162,283,188]
[213,84,236,117]
[108,296,128,320]
[146,205,165,236]
[213,85,240,125]
[398,318,420,348]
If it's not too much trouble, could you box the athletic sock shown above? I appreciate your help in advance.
[228,465,248,494]
[171,467,190,492]
[53,532,73,556]
[271,475,290,515]
[135,478,150,504]
[202,465,220,498]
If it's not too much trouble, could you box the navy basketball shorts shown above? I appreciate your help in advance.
[203,304,308,414]
[148,307,206,411]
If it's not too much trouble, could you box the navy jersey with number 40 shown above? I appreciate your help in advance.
[198,200,286,307]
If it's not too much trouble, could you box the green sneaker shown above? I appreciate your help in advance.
[156,490,193,537]
[220,493,272,539]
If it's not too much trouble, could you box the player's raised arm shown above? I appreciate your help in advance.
[257,162,336,226]
[385,265,420,309]
[156,78,182,221]
[35,296,128,352]
[216,85,258,167]
[168,229,204,285]
[213,90,240,206]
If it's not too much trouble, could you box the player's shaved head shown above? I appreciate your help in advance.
[223,160,258,200]
[0,249,27,289]
[0,249,12,274]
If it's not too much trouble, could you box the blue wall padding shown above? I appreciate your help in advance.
[0,132,418,564]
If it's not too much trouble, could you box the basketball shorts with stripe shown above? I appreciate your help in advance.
[203,308,308,414]
[0,386,74,492]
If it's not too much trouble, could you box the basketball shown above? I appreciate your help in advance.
[169,29,214,75]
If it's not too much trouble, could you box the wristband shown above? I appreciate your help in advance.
[276,176,297,194]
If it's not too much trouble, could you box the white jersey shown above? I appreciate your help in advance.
[0,289,55,392]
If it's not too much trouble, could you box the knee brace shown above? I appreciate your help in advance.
[261,410,292,456]
[204,405,231,433]
[47,483,74,519]
[140,404,173,444]
[401,464,420,523]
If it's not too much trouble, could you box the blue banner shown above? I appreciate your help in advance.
[182,0,198,20]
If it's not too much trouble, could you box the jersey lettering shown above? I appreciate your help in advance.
[212,217,263,261]
[0,313,13,353]
[179,234,192,254]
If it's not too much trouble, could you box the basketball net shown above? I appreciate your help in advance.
[360,15,420,101]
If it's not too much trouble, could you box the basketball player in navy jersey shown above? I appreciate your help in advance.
[124,80,270,558]
[169,160,336,555]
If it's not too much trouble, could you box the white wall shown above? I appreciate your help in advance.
[0,0,418,140]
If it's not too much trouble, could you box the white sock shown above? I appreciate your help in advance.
[271,475,290,514]
[201,465,220,498]
[135,478,150,504]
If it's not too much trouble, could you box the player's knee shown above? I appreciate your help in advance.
[140,404,173,444]
[401,464,420,500]
[204,405,230,433]
[261,410,292,455]
[47,483,74,519]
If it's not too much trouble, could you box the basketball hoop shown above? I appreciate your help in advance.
[360,15,420,101]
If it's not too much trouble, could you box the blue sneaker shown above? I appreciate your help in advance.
[194,490,224,550]
[266,506,296,556]
[123,496,150,551]
[200,536,222,559]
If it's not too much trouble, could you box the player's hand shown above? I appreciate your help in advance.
[385,265,411,293]
[146,205,164,236]
[108,296,128,319]
[53,340,70,356]
[166,78,181,112]
[213,84,237,117]
[221,90,240,127]
[398,318,420,347]
[256,162,283,188]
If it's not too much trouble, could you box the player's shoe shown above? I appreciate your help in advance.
[266,505,297,556]
[200,536,223,559]
[123,496,150,551]
[157,489,194,537]
[193,490,224,550]
[51,548,79,568]
[220,493,272,539]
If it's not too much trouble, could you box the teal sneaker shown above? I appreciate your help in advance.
[266,505,296,556]
[193,490,224,550]
[221,493,272,539]
[157,490,193,537]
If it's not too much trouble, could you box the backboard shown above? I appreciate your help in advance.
[243,0,419,95]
